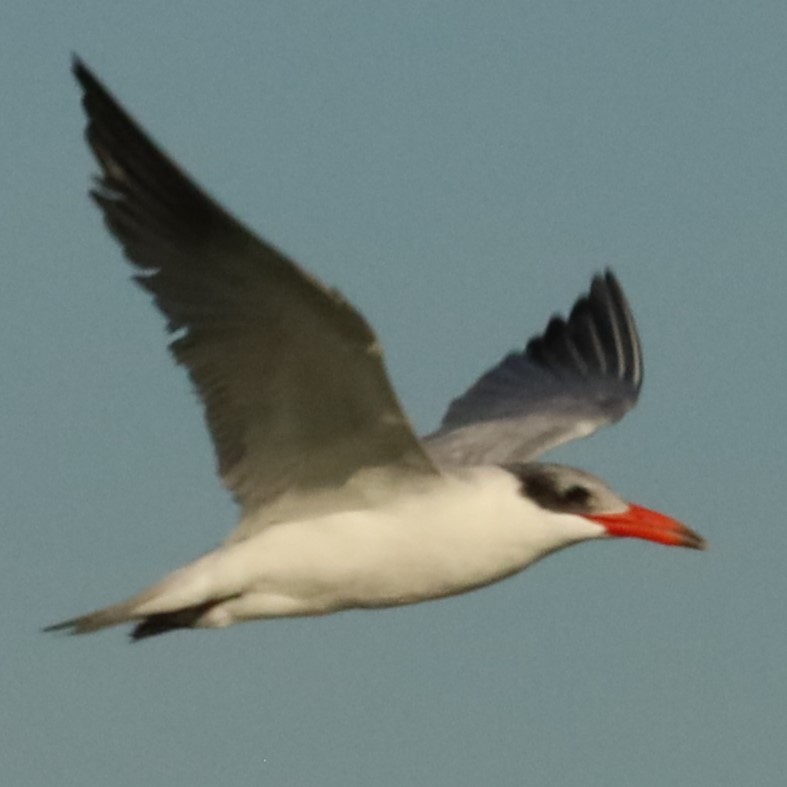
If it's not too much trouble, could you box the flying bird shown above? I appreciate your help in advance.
[47,59,704,641]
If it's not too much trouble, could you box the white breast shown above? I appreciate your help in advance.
[133,467,605,625]
[220,468,598,615]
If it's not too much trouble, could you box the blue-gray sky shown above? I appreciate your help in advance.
[4,2,786,785]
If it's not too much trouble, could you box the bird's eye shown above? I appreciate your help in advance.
[562,485,591,506]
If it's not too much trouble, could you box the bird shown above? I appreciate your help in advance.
[46,59,705,641]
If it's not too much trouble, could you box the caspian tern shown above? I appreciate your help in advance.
[46,60,704,641]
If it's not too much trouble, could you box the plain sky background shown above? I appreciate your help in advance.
[3,2,786,786]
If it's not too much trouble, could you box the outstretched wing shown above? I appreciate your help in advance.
[424,272,643,466]
[73,59,437,520]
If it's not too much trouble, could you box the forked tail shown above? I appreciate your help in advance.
[44,598,231,641]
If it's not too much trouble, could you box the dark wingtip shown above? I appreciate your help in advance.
[525,269,642,390]
[71,55,107,100]
[71,53,91,85]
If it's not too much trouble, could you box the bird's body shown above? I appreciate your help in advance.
[77,467,606,634]
[47,60,704,641]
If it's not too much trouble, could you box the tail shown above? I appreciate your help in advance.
[44,547,244,640]
[44,599,232,641]
[43,600,139,637]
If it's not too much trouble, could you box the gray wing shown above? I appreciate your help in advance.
[423,272,643,466]
[73,59,437,518]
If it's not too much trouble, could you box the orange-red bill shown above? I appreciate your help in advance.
[589,504,706,550]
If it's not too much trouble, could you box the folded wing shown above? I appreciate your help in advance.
[424,272,643,466]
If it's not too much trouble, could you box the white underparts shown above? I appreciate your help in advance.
[128,467,606,627]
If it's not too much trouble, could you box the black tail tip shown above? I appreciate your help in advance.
[42,620,77,635]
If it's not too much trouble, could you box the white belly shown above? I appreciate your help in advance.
[133,467,598,627]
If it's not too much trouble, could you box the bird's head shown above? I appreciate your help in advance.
[507,462,706,550]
